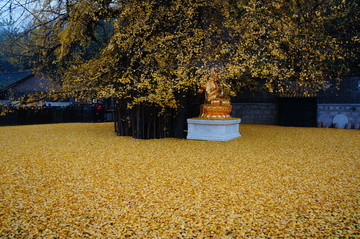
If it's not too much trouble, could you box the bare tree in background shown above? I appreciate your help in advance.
[0,0,41,32]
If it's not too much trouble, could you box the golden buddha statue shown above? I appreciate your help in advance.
[198,68,232,119]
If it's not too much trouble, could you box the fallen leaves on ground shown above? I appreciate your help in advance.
[0,123,359,238]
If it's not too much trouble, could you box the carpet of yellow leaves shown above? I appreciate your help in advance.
[0,123,359,238]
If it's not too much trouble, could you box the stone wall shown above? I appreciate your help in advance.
[231,103,360,127]
[317,104,360,127]
[231,103,278,125]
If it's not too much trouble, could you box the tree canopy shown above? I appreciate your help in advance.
[8,0,359,107]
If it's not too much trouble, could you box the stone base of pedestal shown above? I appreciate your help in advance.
[187,118,241,142]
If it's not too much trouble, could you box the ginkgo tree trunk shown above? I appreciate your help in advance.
[13,0,359,138]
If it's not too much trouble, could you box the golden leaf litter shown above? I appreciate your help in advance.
[0,123,359,238]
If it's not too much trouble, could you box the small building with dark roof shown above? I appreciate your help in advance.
[0,71,56,100]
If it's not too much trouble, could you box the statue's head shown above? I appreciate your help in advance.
[211,68,219,75]
[210,68,219,82]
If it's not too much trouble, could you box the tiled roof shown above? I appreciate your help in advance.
[0,71,33,91]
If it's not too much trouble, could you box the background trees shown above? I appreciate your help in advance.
[1,0,359,138]
[0,0,36,72]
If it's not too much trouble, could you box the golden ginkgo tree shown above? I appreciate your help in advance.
[17,0,359,138]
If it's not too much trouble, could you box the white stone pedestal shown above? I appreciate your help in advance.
[187,118,241,142]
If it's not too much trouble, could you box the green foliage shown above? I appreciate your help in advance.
[23,0,359,107]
